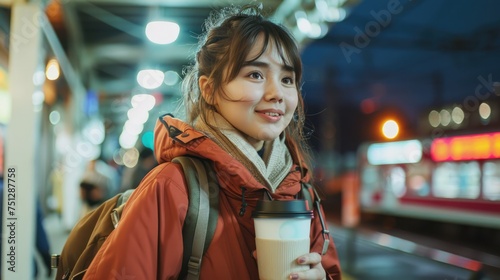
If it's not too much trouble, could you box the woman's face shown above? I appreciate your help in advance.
[213,35,299,149]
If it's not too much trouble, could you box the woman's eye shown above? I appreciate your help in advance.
[249,72,263,79]
[282,77,294,85]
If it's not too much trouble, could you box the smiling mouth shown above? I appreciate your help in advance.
[264,112,282,117]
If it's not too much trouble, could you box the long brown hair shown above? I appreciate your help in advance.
[182,4,313,174]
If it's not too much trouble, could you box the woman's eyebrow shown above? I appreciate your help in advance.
[242,61,295,72]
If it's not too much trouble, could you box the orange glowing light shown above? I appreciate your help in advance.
[431,139,449,161]
[474,135,491,159]
[494,134,500,158]
[431,132,500,161]
[382,119,399,139]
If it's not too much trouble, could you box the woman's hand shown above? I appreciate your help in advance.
[289,252,326,280]
[252,251,326,280]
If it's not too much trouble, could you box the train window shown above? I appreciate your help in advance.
[483,161,500,201]
[459,162,481,198]
[432,161,480,199]
[406,160,431,197]
[360,165,382,207]
[433,162,458,198]
[389,166,406,198]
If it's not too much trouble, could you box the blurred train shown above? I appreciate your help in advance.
[358,131,500,230]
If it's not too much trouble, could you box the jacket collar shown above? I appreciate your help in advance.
[154,114,304,198]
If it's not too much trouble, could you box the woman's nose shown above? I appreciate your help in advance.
[265,79,284,103]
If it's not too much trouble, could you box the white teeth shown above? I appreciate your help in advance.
[265,112,280,117]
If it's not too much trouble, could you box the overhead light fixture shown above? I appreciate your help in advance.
[137,69,164,89]
[145,21,180,44]
[45,58,60,80]
[295,11,311,34]
[131,94,156,111]
[164,70,180,86]
[479,102,491,120]
[127,107,149,124]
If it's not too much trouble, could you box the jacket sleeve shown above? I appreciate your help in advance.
[83,163,189,280]
[309,199,342,280]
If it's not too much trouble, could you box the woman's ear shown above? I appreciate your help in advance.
[199,75,215,105]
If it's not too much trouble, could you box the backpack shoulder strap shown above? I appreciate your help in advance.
[301,182,330,255]
[173,156,219,280]
[110,189,135,228]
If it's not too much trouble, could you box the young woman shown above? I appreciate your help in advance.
[84,4,341,280]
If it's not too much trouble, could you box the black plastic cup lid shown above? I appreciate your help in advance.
[252,200,313,219]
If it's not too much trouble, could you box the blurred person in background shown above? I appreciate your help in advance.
[79,157,119,217]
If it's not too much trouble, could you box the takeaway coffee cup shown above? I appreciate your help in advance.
[252,200,313,280]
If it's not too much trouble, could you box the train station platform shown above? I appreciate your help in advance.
[41,211,500,280]
[330,222,500,280]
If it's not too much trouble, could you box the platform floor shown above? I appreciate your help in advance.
[329,223,499,280]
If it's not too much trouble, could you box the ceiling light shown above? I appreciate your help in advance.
[164,70,180,86]
[295,11,311,33]
[33,70,45,86]
[131,94,156,111]
[325,7,347,22]
[45,58,60,80]
[121,147,139,167]
[49,110,61,125]
[127,107,149,124]
[439,109,451,126]
[83,118,105,145]
[428,110,440,127]
[119,131,139,150]
[123,120,144,135]
[479,102,491,120]
[306,22,328,39]
[137,69,164,89]
[451,107,464,124]
[145,21,180,44]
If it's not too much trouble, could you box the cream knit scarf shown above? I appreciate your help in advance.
[194,112,293,192]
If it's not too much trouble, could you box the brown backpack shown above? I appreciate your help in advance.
[52,156,219,280]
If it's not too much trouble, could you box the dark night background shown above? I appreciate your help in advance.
[300,0,500,154]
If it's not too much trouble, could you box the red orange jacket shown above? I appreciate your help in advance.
[84,115,342,280]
